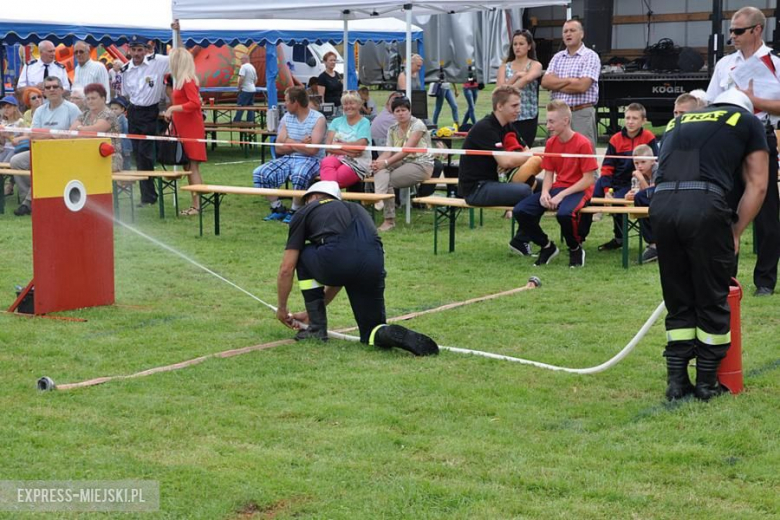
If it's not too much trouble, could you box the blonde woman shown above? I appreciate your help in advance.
[163,47,206,215]
[320,91,371,188]
[397,54,424,91]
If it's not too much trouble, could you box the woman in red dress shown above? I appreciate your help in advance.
[164,47,207,215]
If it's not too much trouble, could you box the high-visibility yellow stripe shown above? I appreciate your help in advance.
[725,113,741,126]
[31,139,113,199]
[665,119,676,132]
[298,279,322,291]
[696,327,731,345]
[368,324,386,346]
[666,328,696,342]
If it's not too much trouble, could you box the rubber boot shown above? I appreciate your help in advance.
[694,357,727,401]
[665,355,695,401]
[294,299,328,342]
[373,325,439,356]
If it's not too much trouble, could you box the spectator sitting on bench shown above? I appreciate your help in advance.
[320,91,372,188]
[457,85,543,253]
[253,86,327,224]
[629,94,702,263]
[370,91,403,147]
[512,100,598,267]
[370,95,435,232]
[594,102,658,252]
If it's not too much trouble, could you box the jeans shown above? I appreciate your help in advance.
[234,91,256,123]
[433,88,459,126]
[461,88,478,127]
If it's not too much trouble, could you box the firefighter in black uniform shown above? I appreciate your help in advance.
[651,90,768,401]
[275,181,439,356]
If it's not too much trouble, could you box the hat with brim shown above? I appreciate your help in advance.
[109,96,128,109]
[0,95,18,106]
[304,181,342,202]
[128,36,149,48]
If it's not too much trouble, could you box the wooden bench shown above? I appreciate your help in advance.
[412,195,649,268]
[116,170,190,219]
[181,184,395,236]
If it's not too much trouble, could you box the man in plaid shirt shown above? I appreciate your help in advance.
[541,19,601,150]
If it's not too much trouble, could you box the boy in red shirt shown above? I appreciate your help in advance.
[512,100,599,267]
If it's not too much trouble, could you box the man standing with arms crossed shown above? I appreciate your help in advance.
[706,6,780,297]
[541,19,601,151]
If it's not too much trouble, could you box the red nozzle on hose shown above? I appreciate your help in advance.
[99,142,115,157]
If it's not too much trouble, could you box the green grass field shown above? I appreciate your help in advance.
[0,132,778,518]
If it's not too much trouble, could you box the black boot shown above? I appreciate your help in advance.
[694,357,727,401]
[294,299,328,342]
[665,355,695,401]
[373,325,438,356]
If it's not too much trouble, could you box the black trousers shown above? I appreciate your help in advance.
[296,219,386,344]
[651,190,734,361]
[127,104,159,203]
[752,129,780,290]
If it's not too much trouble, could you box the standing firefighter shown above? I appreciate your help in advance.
[276,181,439,356]
[651,90,768,401]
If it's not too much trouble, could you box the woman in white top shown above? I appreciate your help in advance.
[497,30,543,148]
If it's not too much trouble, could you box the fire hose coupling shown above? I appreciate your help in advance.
[528,276,541,288]
[37,377,56,391]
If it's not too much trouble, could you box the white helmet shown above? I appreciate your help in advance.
[713,89,753,113]
[303,180,342,201]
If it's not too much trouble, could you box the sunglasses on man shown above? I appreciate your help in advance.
[729,24,758,35]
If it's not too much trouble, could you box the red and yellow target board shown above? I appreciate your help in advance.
[29,139,115,314]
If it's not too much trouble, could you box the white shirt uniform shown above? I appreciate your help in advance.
[706,43,780,126]
[74,60,111,101]
[121,53,170,108]
[238,63,257,93]
[16,59,71,91]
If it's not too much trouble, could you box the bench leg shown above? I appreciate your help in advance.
[622,214,629,269]
[469,208,474,229]
[157,178,165,219]
[449,206,456,253]
[214,193,222,236]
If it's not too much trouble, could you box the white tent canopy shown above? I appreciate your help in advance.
[172,0,569,99]
[172,0,570,20]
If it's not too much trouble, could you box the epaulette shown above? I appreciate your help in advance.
[146,54,156,62]
[121,62,130,72]
[54,62,66,69]
[26,59,38,66]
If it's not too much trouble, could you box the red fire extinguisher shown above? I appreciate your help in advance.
[718,279,743,394]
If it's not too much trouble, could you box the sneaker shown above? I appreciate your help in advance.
[569,246,585,268]
[641,245,658,263]
[598,238,623,251]
[13,204,31,216]
[282,210,295,224]
[263,206,288,221]
[534,242,559,266]
[508,238,533,257]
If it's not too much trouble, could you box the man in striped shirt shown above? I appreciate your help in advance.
[541,19,601,150]
[73,41,111,102]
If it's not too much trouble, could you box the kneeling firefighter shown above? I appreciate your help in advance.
[651,90,768,401]
[275,181,439,356]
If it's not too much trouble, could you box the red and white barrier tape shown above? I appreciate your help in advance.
[0,125,659,162]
